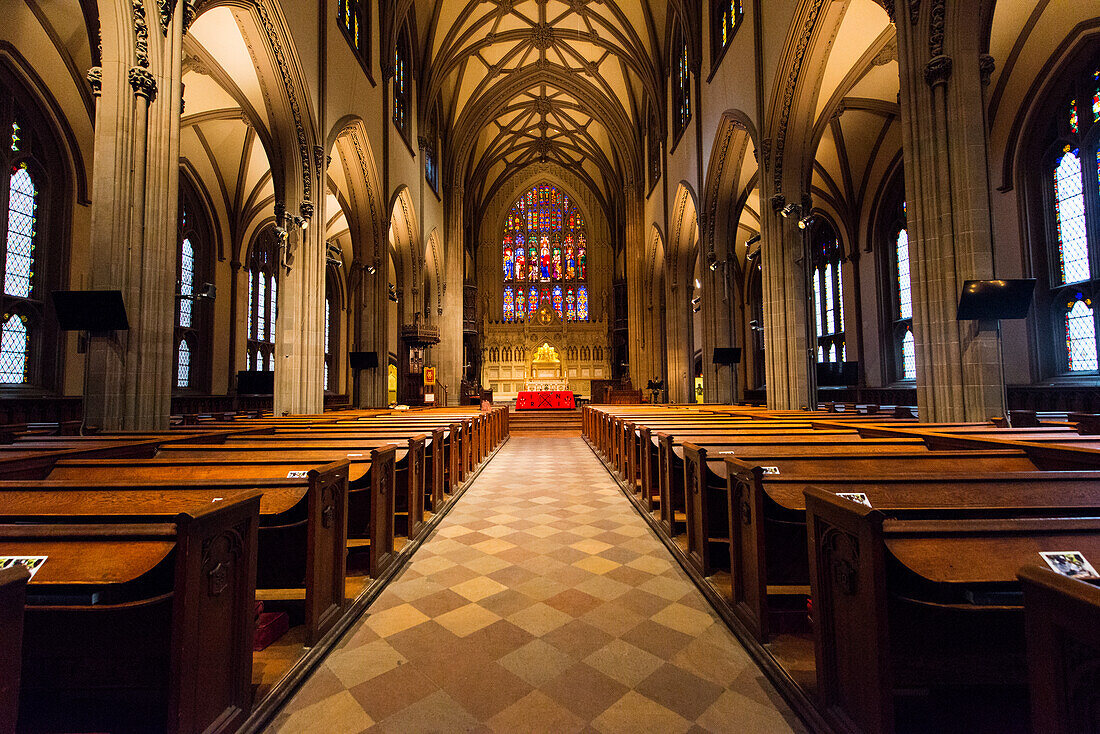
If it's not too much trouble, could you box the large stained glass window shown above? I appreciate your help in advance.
[886,193,915,382]
[811,221,845,363]
[337,0,369,66]
[1053,147,1089,284]
[247,225,279,373]
[393,29,411,137]
[1,77,69,390]
[673,23,691,140]
[713,0,743,59]
[501,184,589,322]
[1042,61,1100,375]
[179,237,194,328]
[0,313,27,383]
[176,339,191,389]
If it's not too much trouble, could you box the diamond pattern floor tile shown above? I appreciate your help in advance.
[265,436,806,734]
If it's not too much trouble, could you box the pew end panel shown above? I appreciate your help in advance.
[304,462,350,646]
[370,445,398,578]
[0,565,29,734]
[1019,565,1100,734]
[804,486,895,734]
[171,494,261,734]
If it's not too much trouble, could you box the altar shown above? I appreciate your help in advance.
[515,390,575,410]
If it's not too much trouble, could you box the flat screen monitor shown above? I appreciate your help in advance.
[956,279,1036,321]
[349,351,378,370]
[712,347,742,365]
[237,370,274,395]
[51,290,129,332]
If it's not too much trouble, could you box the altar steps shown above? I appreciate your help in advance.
[508,409,583,433]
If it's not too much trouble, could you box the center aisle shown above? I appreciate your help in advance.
[267,435,806,734]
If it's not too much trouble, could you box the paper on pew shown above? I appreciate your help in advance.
[0,555,47,579]
[1041,551,1100,580]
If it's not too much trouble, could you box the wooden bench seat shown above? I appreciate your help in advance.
[46,450,398,578]
[1018,565,1100,734]
[4,494,260,734]
[159,439,427,542]
[805,488,1100,734]
[0,565,29,733]
[0,468,349,645]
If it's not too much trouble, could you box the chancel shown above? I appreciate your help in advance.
[2,1,1099,733]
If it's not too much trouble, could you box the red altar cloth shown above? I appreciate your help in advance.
[515,391,575,410]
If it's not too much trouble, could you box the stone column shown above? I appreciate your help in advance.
[622,182,647,389]
[437,183,465,405]
[760,191,814,411]
[893,0,1003,421]
[84,1,184,430]
[274,192,326,415]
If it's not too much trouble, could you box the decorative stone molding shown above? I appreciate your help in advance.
[299,200,314,221]
[979,54,996,86]
[928,0,946,57]
[157,0,177,34]
[773,0,827,191]
[909,0,921,25]
[132,0,151,68]
[770,193,787,212]
[87,67,103,97]
[924,55,952,87]
[128,67,158,101]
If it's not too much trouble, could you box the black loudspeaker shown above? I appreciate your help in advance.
[349,351,379,370]
[712,347,742,365]
[956,279,1036,321]
[237,370,275,395]
[51,290,129,332]
[816,361,859,387]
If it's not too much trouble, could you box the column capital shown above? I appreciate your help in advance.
[923,55,952,87]
[87,67,103,97]
[128,67,158,101]
[979,54,996,86]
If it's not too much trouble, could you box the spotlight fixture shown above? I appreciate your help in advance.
[780,203,801,219]
[293,215,309,230]
[366,264,377,275]
[798,215,816,230]
[709,260,718,271]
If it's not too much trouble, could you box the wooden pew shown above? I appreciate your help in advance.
[805,487,1100,734]
[0,468,348,646]
[716,451,1063,642]
[8,494,260,734]
[0,564,29,733]
[159,439,427,542]
[1018,565,1100,734]
[47,448,399,579]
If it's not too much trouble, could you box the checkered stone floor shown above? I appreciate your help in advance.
[266,435,807,734]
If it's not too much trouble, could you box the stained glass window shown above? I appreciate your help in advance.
[6,163,35,298]
[176,339,191,388]
[578,285,588,321]
[812,223,844,363]
[179,237,194,328]
[247,226,278,371]
[0,313,27,383]
[714,0,742,55]
[886,193,915,381]
[566,288,576,321]
[1071,98,1080,135]
[1066,299,1098,372]
[9,120,19,152]
[673,24,691,139]
[896,227,912,319]
[393,30,410,135]
[502,184,589,321]
[901,329,916,380]
[1054,148,1089,284]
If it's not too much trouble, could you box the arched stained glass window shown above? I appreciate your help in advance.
[324,296,331,390]
[713,0,743,58]
[673,23,691,141]
[1053,147,1089,284]
[0,313,27,383]
[179,237,194,328]
[247,225,278,373]
[393,28,411,137]
[901,329,916,380]
[337,0,369,63]
[811,221,845,364]
[1035,58,1100,376]
[896,226,912,319]
[502,184,589,321]
[176,339,191,388]
[5,163,35,298]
